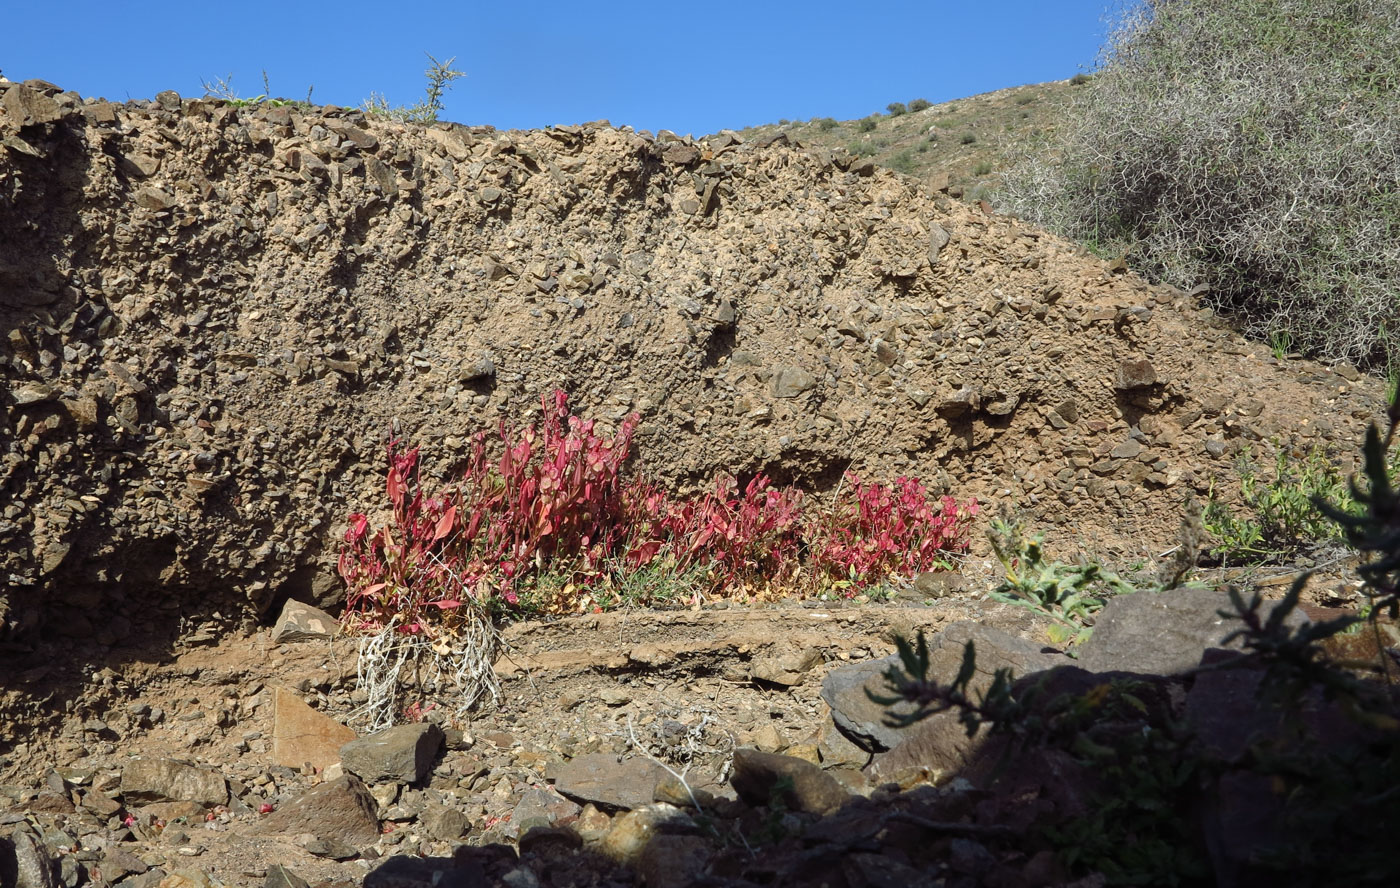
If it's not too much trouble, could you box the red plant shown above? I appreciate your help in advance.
[340,391,641,629]
[807,474,979,588]
[625,474,805,591]
[339,391,981,625]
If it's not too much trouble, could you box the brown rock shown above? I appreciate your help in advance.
[2,85,63,127]
[254,775,380,846]
[548,754,669,811]
[1115,357,1158,390]
[730,749,851,815]
[120,759,228,807]
[271,599,338,643]
[271,686,357,771]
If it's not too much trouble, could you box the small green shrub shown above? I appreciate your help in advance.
[200,70,313,108]
[362,52,465,122]
[959,132,977,145]
[813,116,839,131]
[857,117,878,133]
[973,161,994,176]
[1069,72,1092,86]
[1203,444,1364,563]
[987,518,1137,647]
[886,102,908,116]
[909,98,933,112]
[888,150,918,175]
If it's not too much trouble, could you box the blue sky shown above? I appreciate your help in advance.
[2,1,1116,134]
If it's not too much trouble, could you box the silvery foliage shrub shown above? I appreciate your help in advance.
[1000,0,1400,369]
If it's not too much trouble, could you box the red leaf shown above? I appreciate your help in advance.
[430,600,462,609]
[386,468,403,506]
[433,506,457,543]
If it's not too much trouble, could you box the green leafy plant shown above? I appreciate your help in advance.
[362,52,465,122]
[909,98,933,112]
[886,102,908,116]
[200,70,312,108]
[959,132,977,145]
[987,517,1136,647]
[856,117,877,133]
[813,116,839,131]
[1203,444,1356,563]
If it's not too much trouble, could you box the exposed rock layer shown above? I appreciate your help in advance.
[0,79,1384,645]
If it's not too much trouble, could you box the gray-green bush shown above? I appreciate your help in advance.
[999,0,1400,370]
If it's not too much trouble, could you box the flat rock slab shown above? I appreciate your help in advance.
[271,600,339,643]
[1076,588,1310,675]
[119,759,228,807]
[255,775,380,846]
[822,622,1063,751]
[272,687,357,771]
[547,754,670,811]
[340,723,444,785]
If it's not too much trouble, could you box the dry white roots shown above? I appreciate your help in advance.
[350,607,501,733]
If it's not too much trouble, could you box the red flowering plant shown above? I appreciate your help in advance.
[338,390,980,726]
[806,474,979,592]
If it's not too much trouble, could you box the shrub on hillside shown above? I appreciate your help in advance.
[886,102,908,116]
[999,0,1400,369]
[909,98,932,112]
[857,117,878,133]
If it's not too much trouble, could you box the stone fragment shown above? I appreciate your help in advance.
[928,223,951,264]
[271,599,338,643]
[120,759,228,807]
[822,622,1063,751]
[303,837,359,860]
[750,646,822,686]
[340,723,444,784]
[11,382,54,405]
[633,835,713,888]
[1076,587,1310,675]
[548,754,669,811]
[730,749,850,815]
[771,366,816,399]
[254,775,380,845]
[1111,438,1144,460]
[1115,357,1158,390]
[263,865,310,888]
[99,847,149,880]
[271,687,357,771]
[0,826,59,888]
[157,869,214,888]
[134,187,176,211]
[662,144,700,165]
[2,85,62,127]
[599,803,697,862]
[460,356,495,381]
[511,786,581,827]
[420,803,470,840]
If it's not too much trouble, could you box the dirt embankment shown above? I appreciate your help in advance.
[0,78,1385,655]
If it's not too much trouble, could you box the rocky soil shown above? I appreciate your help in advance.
[0,76,1394,887]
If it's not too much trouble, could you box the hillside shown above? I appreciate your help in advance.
[737,79,1084,202]
[0,75,1393,888]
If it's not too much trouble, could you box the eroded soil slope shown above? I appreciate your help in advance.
[0,79,1386,655]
